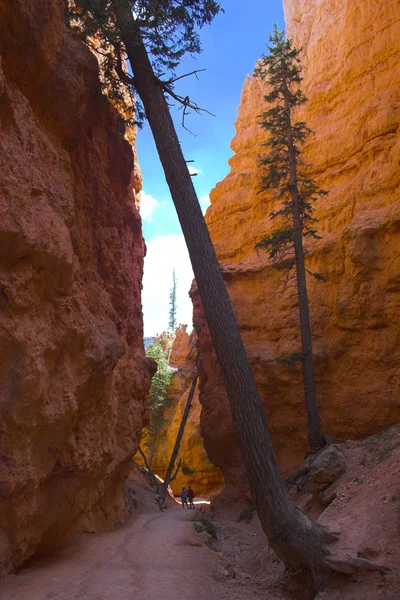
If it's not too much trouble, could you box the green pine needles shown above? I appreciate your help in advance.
[254,26,328,278]
[144,341,173,440]
[66,0,222,127]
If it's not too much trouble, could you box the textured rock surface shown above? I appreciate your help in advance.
[151,326,224,497]
[193,0,400,501]
[0,0,153,575]
[309,445,347,492]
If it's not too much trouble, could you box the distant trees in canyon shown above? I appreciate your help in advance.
[143,340,172,468]
[254,26,327,452]
[66,3,380,595]
[169,269,178,333]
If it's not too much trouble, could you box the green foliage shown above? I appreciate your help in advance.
[182,464,195,476]
[66,0,139,127]
[169,269,177,332]
[143,341,172,441]
[309,271,327,283]
[66,0,222,125]
[255,229,294,264]
[193,516,217,538]
[275,352,304,368]
[239,505,256,524]
[254,25,328,271]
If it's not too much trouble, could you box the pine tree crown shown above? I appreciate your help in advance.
[66,1,222,126]
[254,25,328,270]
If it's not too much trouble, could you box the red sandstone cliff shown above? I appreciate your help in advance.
[0,0,153,575]
[193,0,400,502]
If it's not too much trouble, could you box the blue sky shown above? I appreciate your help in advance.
[140,0,285,336]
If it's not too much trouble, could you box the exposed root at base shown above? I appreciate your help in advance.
[322,554,391,575]
[305,552,391,599]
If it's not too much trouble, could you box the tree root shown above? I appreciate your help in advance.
[305,434,347,459]
[323,554,391,575]
[285,465,309,487]
[155,493,167,511]
[302,552,391,599]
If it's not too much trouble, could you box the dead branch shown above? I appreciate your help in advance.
[158,81,215,135]
[164,68,206,86]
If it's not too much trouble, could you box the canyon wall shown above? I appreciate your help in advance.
[150,326,224,497]
[193,0,400,501]
[0,0,153,575]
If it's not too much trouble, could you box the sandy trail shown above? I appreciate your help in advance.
[0,504,246,600]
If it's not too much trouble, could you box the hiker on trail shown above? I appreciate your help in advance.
[181,487,188,509]
[187,486,195,509]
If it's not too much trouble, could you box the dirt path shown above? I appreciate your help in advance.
[0,504,255,600]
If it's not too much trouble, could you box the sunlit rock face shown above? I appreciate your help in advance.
[151,326,224,497]
[193,0,400,502]
[0,0,153,575]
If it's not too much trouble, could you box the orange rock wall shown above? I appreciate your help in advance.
[193,0,400,501]
[151,327,224,497]
[0,0,153,575]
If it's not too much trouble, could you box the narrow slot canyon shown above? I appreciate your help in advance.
[137,326,225,502]
[1,0,400,599]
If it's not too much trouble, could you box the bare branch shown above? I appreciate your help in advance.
[157,80,216,135]
[164,68,206,86]
[181,103,197,136]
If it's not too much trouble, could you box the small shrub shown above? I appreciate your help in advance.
[182,465,195,476]
[239,505,256,524]
[193,516,217,539]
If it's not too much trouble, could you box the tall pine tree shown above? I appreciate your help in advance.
[254,26,327,452]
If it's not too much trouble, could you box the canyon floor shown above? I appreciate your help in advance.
[0,501,270,600]
[1,428,400,600]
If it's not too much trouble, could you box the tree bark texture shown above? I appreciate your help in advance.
[283,84,326,452]
[112,0,337,581]
[138,446,159,489]
[147,428,158,470]
[159,373,198,499]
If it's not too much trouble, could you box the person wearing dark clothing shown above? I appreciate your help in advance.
[181,487,188,508]
[187,486,195,509]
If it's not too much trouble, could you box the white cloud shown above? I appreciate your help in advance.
[139,191,159,221]
[142,234,194,337]
[188,165,201,176]
[199,194,211,214]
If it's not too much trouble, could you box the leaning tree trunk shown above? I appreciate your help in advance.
[159,372,198,500]
[113,0,339,586]
[147,429,158,470]
[283,84,326,453]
